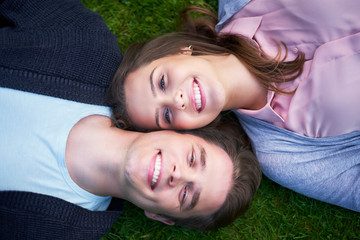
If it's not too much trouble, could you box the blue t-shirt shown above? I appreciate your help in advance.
[0,87,112,211]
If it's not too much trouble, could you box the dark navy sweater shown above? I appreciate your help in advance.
[0,0,122,105]
[0,0,124,239]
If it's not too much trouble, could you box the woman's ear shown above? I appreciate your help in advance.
[144,211,175,225]
[180,45,193,55]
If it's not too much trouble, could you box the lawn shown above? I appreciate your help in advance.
[81,0,360,239]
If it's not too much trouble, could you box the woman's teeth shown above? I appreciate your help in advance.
[151,153,162,188]
[194,82,202,111]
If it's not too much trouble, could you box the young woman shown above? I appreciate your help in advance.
[109,0,360,138]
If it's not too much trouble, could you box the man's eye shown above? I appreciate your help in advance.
[189,153,195,166]
[159,75,165,90]
[181,185,188,203]
[164,108,171,124]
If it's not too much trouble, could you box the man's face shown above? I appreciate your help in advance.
[123,130,233,220]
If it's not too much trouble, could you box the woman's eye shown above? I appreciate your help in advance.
[159,75,165,90]
[164,108,171,124]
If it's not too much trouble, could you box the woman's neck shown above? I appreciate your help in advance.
[210,54,267,110]
[65,115,140,199]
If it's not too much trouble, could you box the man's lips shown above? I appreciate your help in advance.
[148,152,162,190]
[191,78,206,113]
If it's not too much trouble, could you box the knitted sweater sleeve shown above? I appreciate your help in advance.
[0,0,108,29]
[0,0,123,105]
[0,191,124,240]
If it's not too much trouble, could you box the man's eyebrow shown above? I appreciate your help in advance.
[182,190,200,212]
[199,144,206,170]
[150,67,161,128]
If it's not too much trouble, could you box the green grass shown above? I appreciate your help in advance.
[103,176,359,239]
[82,0,217,51]
[81,0,360,239]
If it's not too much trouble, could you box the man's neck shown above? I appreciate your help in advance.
[65,114,140,199]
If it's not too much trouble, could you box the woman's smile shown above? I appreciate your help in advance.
[191,78,206,113]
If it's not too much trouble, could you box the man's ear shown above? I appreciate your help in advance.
[180,46,193,55]
[144,211,175,225]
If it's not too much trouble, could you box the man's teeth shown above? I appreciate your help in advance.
[194,82,202,110]
[151,154,161,187]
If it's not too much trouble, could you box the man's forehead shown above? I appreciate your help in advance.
[199,145,233,211]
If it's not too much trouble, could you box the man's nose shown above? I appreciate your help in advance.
[173,90,185,110]
[168,165,197,187]
[168,164,181,187]
[168,164,194,187]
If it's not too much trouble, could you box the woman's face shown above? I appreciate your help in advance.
[124,53,227,130]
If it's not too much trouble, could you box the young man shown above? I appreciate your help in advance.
[0,85,260,232]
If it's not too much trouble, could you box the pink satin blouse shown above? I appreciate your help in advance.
[221,0,360,137]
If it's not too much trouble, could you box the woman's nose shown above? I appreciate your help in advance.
[173,90,185,110]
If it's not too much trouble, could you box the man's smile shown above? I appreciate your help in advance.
[148,152,162,190]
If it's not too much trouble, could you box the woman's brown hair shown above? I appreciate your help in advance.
[107,5,305,130]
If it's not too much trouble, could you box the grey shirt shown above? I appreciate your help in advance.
[235,112,360,212]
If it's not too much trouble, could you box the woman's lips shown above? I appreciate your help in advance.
[148,152,162,190]
[191,78,206,113]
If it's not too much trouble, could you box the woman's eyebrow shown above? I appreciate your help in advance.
[150,67,161,128]
[155,109,160,129]
[150,67,156,97]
